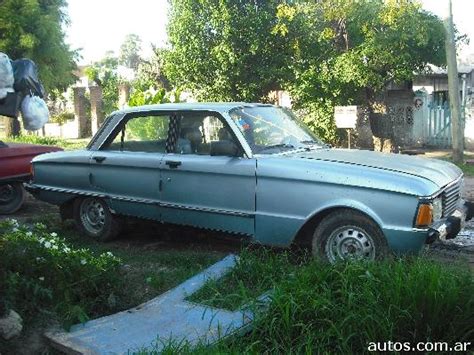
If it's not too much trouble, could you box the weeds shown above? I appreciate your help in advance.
[170,251,474,354]
[0,219,121,328]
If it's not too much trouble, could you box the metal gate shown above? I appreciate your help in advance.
[427,102,451,148]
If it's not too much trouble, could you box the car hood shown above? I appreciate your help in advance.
[286,148,462,189]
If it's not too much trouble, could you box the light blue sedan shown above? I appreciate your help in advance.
[27,103,473,261]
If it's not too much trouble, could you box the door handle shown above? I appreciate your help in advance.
[93,156,107,163]
[165,160,182,168]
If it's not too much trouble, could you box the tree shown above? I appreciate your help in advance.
[165,0,447,145]
[85,51,120,115]
[274,0,447,147]
[0,0,77,137]
[0,0,77,92]
[135,46,170,91]
[119,34,142,70]
[166,0,292,102]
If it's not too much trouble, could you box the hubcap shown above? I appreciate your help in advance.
[0,184,15,204]
[80,198,106,234]
[326,226,375,262]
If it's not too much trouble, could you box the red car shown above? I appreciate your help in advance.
[0,140,62,214]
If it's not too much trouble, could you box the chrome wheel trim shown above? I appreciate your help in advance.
[325,226,376,262]
[80,198,106,234]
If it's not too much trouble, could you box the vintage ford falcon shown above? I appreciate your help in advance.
[27,103,473,261]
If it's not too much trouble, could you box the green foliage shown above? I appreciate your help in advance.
[165,0,447,143]
[119,34,142,70]
[136,47,171,90]
[0,0,77,92]
[49,111,74,125]
[128,87,169,107]
[0,219,121,327]
[6,135,88,150]
[174,251,474,354]
[166,0,291,102]
[85,52,120,116]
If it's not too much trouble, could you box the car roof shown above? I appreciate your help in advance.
[118,102,274,115]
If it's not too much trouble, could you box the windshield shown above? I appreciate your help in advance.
[229,106,324,154]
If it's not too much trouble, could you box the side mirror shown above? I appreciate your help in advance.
[210,140,241,157]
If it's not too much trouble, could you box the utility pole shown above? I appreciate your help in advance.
[444,0,463,163]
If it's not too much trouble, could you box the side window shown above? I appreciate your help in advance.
[104,114,169,153]
[174,114,236,155]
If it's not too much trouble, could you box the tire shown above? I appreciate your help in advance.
[73,197,122,242]
[0,182,26,214]
[312,209,389,262]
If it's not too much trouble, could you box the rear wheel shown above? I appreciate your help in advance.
[312,209,388,262]
[0,182,25,214]
[73,197,122,242]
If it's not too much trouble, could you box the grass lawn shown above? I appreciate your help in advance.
[4,135,89,150]
[424,150,474,177]
[180,251,474,354]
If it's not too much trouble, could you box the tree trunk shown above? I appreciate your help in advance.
[2,116,20,138]
[365,87,395,153]
[444,0,463,163]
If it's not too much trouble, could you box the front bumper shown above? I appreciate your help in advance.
[426,201,474,244]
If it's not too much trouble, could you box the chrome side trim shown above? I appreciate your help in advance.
[160,202,253,218]
[27,184,254,218]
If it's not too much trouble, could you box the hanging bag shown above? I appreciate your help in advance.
[20,94,49,131]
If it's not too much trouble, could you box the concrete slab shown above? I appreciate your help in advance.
[45,254,259,354]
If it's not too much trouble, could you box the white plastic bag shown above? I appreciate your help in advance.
[20,95,49,131]
[0,52,14,99]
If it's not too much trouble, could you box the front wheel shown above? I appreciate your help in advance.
[0,182,26,214]
[73,197,122,242]
[312,209,389,263]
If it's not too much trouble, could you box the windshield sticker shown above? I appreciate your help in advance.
[237,118,251,131]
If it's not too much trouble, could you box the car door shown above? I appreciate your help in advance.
[160,112,256,236]
[89,112,170,220]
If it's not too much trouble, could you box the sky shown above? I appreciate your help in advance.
[66,0,169,65]
[65,0,474,65]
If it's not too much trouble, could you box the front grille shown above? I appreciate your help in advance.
[442,178,462,217]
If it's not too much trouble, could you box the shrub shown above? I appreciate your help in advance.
[0,219,121,327]
[49,112,75,125]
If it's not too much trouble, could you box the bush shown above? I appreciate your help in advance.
[0,219,122,327]
[49,112,75,125]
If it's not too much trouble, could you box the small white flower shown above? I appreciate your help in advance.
[63,247,71,253]
[26,231,32,237]
[44,241,52,249]
[50,232,57,237]
[52,245,58,250]
[38,276,44,281]
[106,252,114,257]
[39,238,45,244]
[12,227,19,232]
[80,259,87,265]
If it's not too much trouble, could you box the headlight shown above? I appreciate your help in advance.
[432,197,443,221]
